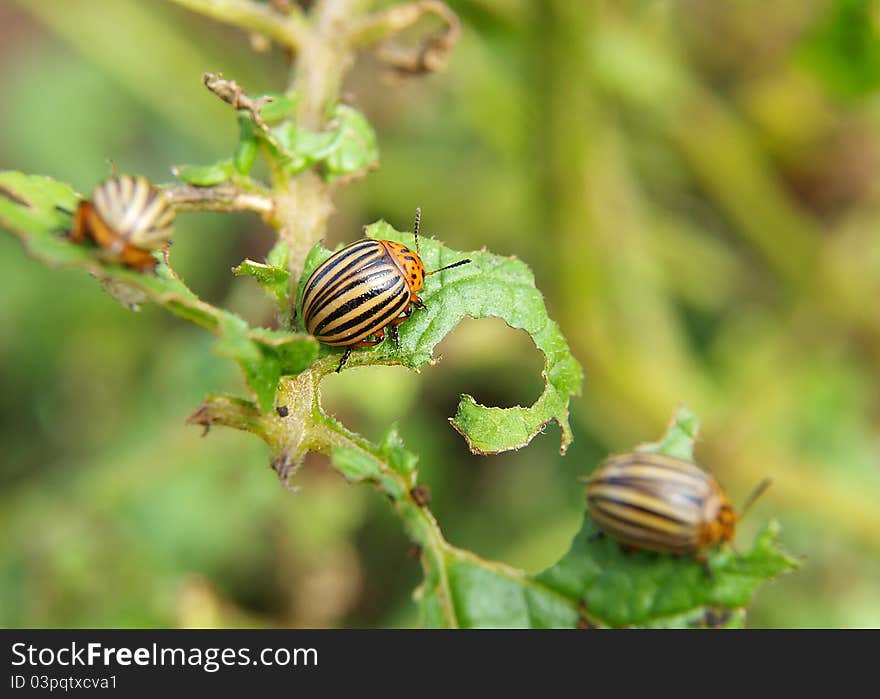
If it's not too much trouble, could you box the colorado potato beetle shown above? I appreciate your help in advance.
[584,451,771,561]
[70,175,175,272]
[300,208,471,372]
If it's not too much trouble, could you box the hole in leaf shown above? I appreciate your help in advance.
[321,365,421,440]
[429,317,545,410]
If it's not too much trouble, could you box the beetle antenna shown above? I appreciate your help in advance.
[106,158,117,177]
[413,207,421,258]
[426,258,471,276]
[739,478,772,518]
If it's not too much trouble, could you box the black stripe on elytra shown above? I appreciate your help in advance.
[590,505,694,544]
[588,493,696,526]
[597,475,706,507]
[314,275,406,335]
[303,248,384,319]
[325,288,411,344]
[307,260,396,318]
[591,513,693,551]
[318,279,408,337]
[304,241,382,300]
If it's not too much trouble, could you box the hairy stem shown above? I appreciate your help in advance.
[162,182,275,215]
[272,0,368,286]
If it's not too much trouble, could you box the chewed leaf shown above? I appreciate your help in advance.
[531,518,798,628]
[532,406,798,627]
[233,258,291,310]
[0,171,79,242]
[0,170,318,414]
[323,105,379,182]
[636,404,700,461]
[296,219,583,455]
[268,104,377,180]
[417,407,799,628]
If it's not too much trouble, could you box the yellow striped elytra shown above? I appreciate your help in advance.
[584,451,770,560]
[300,209,470,372]
[70,175,175,272]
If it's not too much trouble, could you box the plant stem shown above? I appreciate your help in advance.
[169,0,308,50]
[162,182,274,215]
[271,0,368,286]
[180,0,503,627]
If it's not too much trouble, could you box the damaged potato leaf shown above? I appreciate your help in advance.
[296,219,583,455]
[415,406,798,628]
[0,170,317,414]
[533,406,799,628]
[266,104,378,180]
[323,105,379,182]
[233,258,291,310]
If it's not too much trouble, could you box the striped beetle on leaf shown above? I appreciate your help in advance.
[584,451,771,564]
[69,175,175,272]
[300,208,471,372]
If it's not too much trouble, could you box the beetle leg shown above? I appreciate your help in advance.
[335,347,353,373]
[393,305,413,324]
[119,244,159,272]
[335,333,385,373]
[336,347,353,373]
[387,305,414,348]
[414,297,427,312]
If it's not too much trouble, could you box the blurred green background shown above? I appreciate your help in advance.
[1,0,879,628]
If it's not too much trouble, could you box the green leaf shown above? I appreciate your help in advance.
[232,258,291,310]
[173,159,235,186]
[251,328,319,376]
[266,239,289,269]
[256,92,298,124]
[323,105,380,182]
[329,426,413,500]
[214,315,278,413]
[531,518,797,628]
[234,117,259,175]
[798,0,880,100]
[297,221,583,455]
[0,172,79,231]
[271,121,345,174]
[415,407,799,628]
[380,424,418,477]
[0,170,318,415]
[635,404,700,460]
[266,104,378,180]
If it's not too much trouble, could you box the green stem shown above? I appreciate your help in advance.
[272,0,369,285]
[161,181,274,215]
[168,0,307,50]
